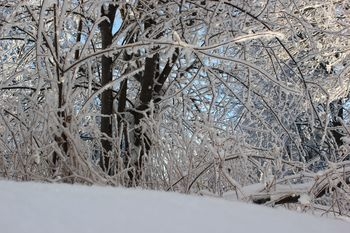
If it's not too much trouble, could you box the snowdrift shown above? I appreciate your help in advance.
[0,181,348,233]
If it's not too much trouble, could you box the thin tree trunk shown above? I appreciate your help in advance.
[53,3,68,173]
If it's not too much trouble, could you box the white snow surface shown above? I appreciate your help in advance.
[0,180,348,233]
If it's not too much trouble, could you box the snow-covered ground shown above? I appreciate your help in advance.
[0,180,348,233]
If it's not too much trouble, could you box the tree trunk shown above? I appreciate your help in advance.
[129,53,159,183]
[127,15,164,185]
[330,99,344,147]
[99,4,117,174]
[53,3,68,174]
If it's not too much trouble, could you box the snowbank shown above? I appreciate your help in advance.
[0,181,348,233]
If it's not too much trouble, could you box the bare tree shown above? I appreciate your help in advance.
[1,0,349,217]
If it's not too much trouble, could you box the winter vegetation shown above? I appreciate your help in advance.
[0,0,350,221]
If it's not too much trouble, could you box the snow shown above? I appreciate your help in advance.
[299,193,311,205]
[0,181,348,233]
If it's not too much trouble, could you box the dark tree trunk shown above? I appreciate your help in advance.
[99,4,117,173]
[330,99,344,147]
[128,52,159,184]
[126,17,160,184]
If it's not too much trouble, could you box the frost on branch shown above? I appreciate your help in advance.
[0,0,350,218]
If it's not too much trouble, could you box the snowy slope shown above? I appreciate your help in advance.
[0,181,348,233]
